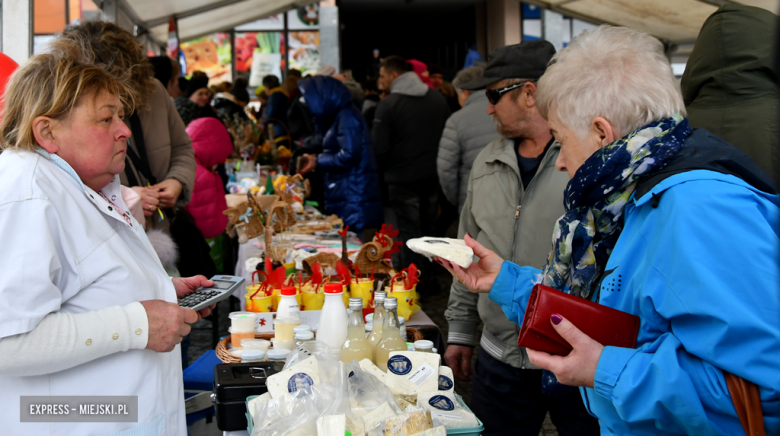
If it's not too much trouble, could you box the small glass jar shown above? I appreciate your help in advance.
[241,349,266,363]
[414,340,434,353]
[241,338,270,353]
[295,331,315,346]
[398,316,407,342]
[267,349,291,362]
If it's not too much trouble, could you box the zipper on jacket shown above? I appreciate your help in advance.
[514,205,521,219]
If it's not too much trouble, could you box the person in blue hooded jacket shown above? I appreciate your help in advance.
[436,26,780,436]
[297,75,383,234]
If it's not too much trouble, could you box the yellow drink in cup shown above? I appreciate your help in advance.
[387,284,420,321]
[350,281,374,308]
[245,294,273,312]
[301,290,325,311]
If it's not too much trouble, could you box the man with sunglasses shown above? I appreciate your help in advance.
[443,41,599,436]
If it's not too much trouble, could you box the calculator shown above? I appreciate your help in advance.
[177,275,245,312]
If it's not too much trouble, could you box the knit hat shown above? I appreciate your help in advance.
[186,75,209,97]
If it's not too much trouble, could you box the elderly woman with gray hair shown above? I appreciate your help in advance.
[436,66,500,213]
[437,26,780,435]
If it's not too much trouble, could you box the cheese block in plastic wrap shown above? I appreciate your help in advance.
[407,237,474,268]
[266,356,320,399]
[316,414,366,436]
[437,366,454,393]
[394,394,417,411]
[362,401,398,432]
[359,358,416,396]
[417,391,479,429]
[380,410,433,436]
[418,426,447,436]
[386,351,441,394]
[247,392,272,416]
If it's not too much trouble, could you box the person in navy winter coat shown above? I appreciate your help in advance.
[297,76,383,232]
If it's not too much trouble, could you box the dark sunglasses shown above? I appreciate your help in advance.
[486,80,536,105]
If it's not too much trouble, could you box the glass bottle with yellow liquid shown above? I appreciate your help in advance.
[366,291,386,363]
[341,298,374,364]
[374,297,408,372]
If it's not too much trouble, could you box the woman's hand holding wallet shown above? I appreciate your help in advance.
[520,284,640,388]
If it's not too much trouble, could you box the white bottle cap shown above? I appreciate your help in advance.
[384,297,398,309]
[414,340,434,350]
[241,350,265,361]
[294,325,312,333]
[267,349,291,360]
[294,331,314,340]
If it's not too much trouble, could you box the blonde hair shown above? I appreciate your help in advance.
[49,21,155,110]
[536,25,685,139]
[0,53,134,151]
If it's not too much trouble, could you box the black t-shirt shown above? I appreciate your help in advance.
[515,138,554,188]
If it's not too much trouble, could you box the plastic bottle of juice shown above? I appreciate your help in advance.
[274,286,301,344]
[315,283,349,356]
[341,298,374,364]
[374,297,408,372]
[366,291,386,363]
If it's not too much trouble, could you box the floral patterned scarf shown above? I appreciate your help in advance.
[541,116,691,299]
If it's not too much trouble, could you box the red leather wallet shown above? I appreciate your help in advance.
[517,284,640,356]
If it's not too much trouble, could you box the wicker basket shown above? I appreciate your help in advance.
[215,328,424,364]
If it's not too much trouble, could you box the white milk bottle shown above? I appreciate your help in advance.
[316,283,348,356]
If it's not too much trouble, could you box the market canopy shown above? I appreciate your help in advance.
[118,0,311,43]
[523,0,779,43]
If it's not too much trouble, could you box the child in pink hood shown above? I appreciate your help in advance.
[184,117,233,239]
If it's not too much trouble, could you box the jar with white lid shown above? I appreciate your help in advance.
[413,340,434,353]
[267,348,291,362]
[398,316,407,342]
[241,349,266,363]
[295,331,315,346]
[241,338,270,352]
[294,325,312,334]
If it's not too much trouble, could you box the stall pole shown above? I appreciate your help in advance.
[1,0,33,63]
[283,11,289,79]
[320,5,340,72]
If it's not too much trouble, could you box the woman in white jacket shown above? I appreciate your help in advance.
[0,53,213,435]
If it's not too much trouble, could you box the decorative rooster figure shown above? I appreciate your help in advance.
[338,225,350,266]
[354,224,401,277]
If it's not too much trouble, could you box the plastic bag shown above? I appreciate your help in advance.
[346,360,403,432]
[365,406,435,436]
[250,344,352,436]
[416,392,479,429]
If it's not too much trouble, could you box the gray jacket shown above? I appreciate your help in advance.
[444,138,569,369]
[437,92,499,212]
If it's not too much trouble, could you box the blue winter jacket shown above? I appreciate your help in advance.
[299,76,383,230]
[490,131,780,435]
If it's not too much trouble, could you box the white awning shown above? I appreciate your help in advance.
[524,0,779,43]
[119,0,307,43]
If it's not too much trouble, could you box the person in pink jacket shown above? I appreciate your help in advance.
[184,118,233,239]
